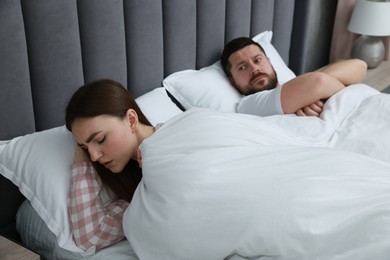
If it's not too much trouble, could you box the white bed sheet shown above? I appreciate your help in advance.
[123,85,390,259]
[264,83,389,163]
[17,84,389,259]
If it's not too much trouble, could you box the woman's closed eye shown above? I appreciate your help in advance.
[96,136,105,144]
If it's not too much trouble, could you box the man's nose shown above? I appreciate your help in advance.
[250,62,260,75]
[251,66,260,75]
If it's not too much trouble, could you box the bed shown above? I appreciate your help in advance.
[5,0,390,259]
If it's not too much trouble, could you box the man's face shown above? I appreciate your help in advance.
[228,44,278,95]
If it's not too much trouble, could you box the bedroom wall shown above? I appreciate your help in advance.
[289,0,339,74]
[329,0,390,62]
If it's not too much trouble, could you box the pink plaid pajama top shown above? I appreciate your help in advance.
[68,162,129,252]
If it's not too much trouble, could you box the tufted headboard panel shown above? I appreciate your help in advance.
[0,0,338,241]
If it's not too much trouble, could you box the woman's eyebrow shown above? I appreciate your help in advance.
[76,132,102,147]
[86,131,102,143]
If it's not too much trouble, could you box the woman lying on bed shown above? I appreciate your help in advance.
[65,78,322,252]
[65,78,389,258]
[65,79,156,251]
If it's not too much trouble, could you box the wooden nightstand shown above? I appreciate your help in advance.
[362,60,390,92]
[0,236,40,260]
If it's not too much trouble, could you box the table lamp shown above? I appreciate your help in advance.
[348,0,390,69]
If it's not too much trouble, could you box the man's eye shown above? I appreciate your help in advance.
[238,65,246,71]
[255,58,262,63]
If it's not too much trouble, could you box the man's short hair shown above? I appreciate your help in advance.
[220,37,265,77]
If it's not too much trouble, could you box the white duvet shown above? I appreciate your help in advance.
[124,84,390,260]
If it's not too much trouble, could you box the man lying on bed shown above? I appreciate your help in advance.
[220,37,367,117]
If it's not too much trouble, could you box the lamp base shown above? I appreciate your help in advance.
[351,35,384,69]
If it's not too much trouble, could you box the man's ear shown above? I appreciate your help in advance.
[126,109,139,132]
[228,76,236,87]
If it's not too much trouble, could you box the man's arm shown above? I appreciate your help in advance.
[319,59,367,86]
[280,72,345,115]
[281,59,367,116]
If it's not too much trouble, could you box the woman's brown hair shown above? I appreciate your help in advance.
[65,79,152,202]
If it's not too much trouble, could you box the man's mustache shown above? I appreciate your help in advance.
[250,72,268,83]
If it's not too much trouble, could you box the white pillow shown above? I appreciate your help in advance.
[0,126,86,254]
[135,87,183,126]
[0,140,10,153]
[163,62,241,112]
[252,31,296,85]
[163,31,296,113]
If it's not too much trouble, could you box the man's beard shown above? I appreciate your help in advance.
[245,72,278,95]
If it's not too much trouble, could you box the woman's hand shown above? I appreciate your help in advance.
[74,146,89,163]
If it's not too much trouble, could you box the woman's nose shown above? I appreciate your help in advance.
[88,148,102,162]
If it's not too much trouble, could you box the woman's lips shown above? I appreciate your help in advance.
[102,160,113,168]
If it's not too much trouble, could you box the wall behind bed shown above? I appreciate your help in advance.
[0,0,338,241]
[0,0,338,138]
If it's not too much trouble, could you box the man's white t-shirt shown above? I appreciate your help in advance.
[237,84,284,117]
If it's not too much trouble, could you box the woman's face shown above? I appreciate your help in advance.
[71,114,138,173]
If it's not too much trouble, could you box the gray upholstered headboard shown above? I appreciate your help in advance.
[0,0,338,242]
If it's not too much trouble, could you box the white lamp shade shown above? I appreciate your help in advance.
[348,0,390,36]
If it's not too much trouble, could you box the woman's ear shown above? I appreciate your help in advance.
[126,109,139,133]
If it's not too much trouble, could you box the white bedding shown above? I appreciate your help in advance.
[16,200,138,260]
[123,84,390,259]
[264,83,389,163]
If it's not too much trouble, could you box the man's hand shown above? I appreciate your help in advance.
[295,100,324,117]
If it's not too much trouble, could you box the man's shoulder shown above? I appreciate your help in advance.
[240,84,282,101]
[237,85,283,116]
